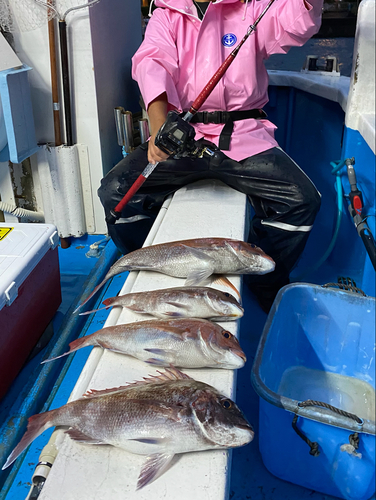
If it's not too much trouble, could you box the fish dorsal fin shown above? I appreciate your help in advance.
[81,386,132,399]
[81,367,192,399]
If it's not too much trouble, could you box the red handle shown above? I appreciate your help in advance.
[114,174,147,213]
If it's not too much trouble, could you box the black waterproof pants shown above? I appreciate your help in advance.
[98,142,321,289]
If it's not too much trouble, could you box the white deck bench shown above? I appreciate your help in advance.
[39,179,248,500]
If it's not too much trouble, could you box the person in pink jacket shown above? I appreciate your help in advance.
[98,0,323,312]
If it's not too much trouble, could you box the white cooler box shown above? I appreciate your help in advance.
[0,223,61,400]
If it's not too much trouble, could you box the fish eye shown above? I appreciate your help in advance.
[221,399,233,409]
[222,331,231,339]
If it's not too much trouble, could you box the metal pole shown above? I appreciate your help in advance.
[58,19,73,147]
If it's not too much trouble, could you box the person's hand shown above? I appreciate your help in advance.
[147,92,171,164]
[147,132,170,164]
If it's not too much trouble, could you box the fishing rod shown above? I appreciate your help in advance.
[106,0,277,224]
[346,158,376,271]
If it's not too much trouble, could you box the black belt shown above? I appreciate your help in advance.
[187,109,267,150]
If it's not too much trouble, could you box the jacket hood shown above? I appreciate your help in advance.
[153,0,241,14]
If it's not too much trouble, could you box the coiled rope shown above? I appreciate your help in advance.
[292,400,363,457]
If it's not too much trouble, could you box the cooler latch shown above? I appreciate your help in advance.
[5,281,18,306]
[49,231,59,249]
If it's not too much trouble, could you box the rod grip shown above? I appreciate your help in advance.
[114,174,147,214]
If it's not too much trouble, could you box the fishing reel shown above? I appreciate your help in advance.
[155,110,222,165]
[155,110,196,157]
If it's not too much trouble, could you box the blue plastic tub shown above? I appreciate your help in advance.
[251,283,375,500]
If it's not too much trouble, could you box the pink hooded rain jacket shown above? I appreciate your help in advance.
[132,0,323,161]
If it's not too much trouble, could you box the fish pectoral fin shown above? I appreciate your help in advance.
[137,453,176,490]
[178,246,216,286]
[144,348,172,354]
[179,245,215,264]
[159,311,185,318]
[124,304,149,313]
[144,358,170,367]
[144,347,175,366]
[130,437,168,446]
[185,266,215,287]
[223,240,249,268]
[165,301,190,309]
[65,428,107,445]
[163,301,191,316]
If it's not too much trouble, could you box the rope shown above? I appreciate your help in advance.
[292,415,320,457]
[292,401,363,457]
[322,282,367,296]
[349,432,359,450]
[298,400,363,424]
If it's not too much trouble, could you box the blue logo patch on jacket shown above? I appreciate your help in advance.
[222,33,237,48]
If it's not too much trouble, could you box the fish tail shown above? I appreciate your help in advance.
[2,409,57,470]
[79,305,109,316]
[102,296,118,307]
[73,279,108,314]
[41,336,92,364]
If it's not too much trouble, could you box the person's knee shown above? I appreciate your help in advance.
[292,181,321,225]
[98,175,118,212]
[98,164,130,213]
[303,182,321,215]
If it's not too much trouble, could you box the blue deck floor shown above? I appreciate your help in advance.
[0,234,372,500]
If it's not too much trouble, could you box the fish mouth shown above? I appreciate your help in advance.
[244,428,255,442]
[239,422,254,432]
[232,348,247,362]
[235,423,255,444]
[264,256,276,270]
[229,310,243,318]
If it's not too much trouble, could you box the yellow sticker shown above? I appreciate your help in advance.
[0,227,13,241]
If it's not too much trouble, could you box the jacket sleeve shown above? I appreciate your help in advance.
[132,9,182,112]
[257,0,324,57]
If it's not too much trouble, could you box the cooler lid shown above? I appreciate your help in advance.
[0,223,59,311]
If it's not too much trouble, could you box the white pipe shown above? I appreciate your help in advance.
[0,201,44,222]
[37,144,86,238]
